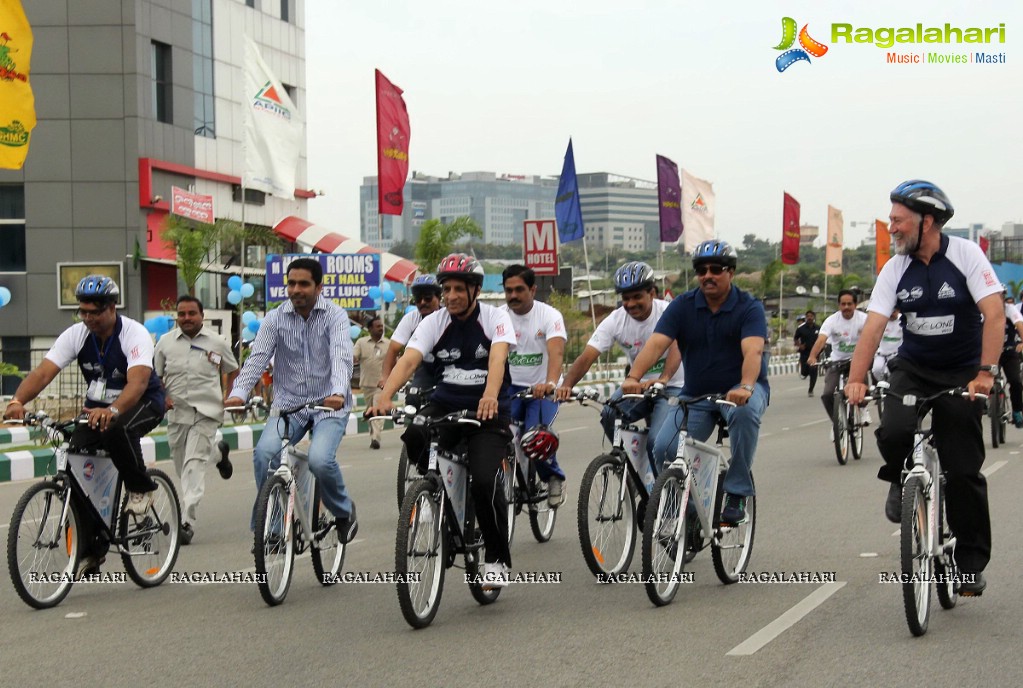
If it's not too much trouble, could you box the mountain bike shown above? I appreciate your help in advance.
[641,394,756,606]
[5,413,181,609]
[898,388,981,636]
[823,359,865,465]
[227,400,347,606]
[577,386,660,580]
[395,384,435,507]
[391,408,508,628]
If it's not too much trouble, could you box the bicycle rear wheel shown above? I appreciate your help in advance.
[254,474,295,606]
[502,451,516,547]
[395,479,446,628]
[528,463,557,543]
[577,453,636,578]
[988,387,1001,449]
[850,405,864,460]
[7,481,79,609]
[711,476,756,584]
[120,469,181,588]
[997,385,1008,445]
[641,467,688,606]
[900,476,931,636]
[934,486,958,610]
[311,484,346,584]
[833,395,849,465]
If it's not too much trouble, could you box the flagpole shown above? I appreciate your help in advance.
[778,269,784,349]
[581,234,597,331]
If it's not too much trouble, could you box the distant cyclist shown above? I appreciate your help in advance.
[997,285,1023,427]
[793,310,820,397]
[871,308,904,382]
[808,289,871,428]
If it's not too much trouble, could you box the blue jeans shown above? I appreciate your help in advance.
[251,413,353,530]
[509,385,565,481]
[651,383,768,497]
[599,386,683,474]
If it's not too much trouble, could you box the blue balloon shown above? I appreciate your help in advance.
[404,305,416,315]
[247,320,260,334]
[242,310,258,325]
[381,281,393,293]
[228,275,243,291]
[383,290,396,303]
[241,328,255,342]
[227,290,242,305]
[160,316,175,332]
[349,324,362,339]
[240,283,255,298]
[144,318,159,333]
[368,286,381,300]
[0,286,11,307]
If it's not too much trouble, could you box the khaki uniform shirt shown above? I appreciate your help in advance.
[155,326,239,423]
[353,335,389,389]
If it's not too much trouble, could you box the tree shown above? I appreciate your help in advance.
[414,216,483,271]
[161,216,282,295]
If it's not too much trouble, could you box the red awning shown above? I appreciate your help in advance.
[273,216,419,283]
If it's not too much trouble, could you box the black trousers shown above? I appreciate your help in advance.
[799,352,818,392]
[875,358,991,573]
[402,402,513,567]
[998,349,1023,414]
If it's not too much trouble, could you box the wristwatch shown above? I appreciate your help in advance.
[739,384,755,392]
[979,365,1000,377]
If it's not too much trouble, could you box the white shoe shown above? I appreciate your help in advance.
[547,477,565,507]
[861,408,873,426]
[481,562,510,590]
[829,427,834,441]
[125,491,154,516]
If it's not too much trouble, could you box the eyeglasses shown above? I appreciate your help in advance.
[76,307,107,318]
[695,264,728,276]
[413,293,437,303]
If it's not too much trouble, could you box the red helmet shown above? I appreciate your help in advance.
[519,425,559,464]
[436,253,484,287]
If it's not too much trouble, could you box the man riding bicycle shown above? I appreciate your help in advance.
[3,275,166,576]
[555,261,683,472]
[225,257,359,545]
[370,253,517,587]
[808,289,872,429]
[871,309,903,382]
[997,285,1023,427]
[846,180,1001,596]
[623,240,768,524]
[501,264,569,506]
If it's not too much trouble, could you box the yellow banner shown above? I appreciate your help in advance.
[875,219,891,273]
[825,205,843,276]
[0,0,35,169]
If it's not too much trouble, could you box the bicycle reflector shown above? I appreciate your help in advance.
[520,425,559,464]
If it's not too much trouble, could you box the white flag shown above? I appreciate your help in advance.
[242,36,303,198]
[681,169,715,254]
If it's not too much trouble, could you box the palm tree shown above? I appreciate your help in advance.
[414,217,483,272]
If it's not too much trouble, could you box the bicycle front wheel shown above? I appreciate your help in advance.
[577,454,636,578]
[396,445,419,508]
[502,452,516,547]
[120,469,181,588]
[254,474,295,606]
[850,405,864,460]
[395,479,446,628]
[997,385,1008,445]
[711,477,757,584]
[988,388,1001,449]
[7,481,79,609]
[641,467,688,606]
[311,484,346,585]
[833,395,849,465]
[900,476,931,636]
[528,464,557,543]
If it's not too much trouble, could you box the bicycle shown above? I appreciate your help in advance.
[821,359,865,465]
[391,408,508,628]
[5,413,181,609]
[986,366,1008,449]
[227,400,347,606]
[898,387,982,636]
[395,384,435,508]
[577,386,660,580]
[640,394,756,605]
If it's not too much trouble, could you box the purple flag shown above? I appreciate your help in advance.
[656,155,683,243]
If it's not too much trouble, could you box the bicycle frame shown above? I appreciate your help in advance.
[661,404,730,540]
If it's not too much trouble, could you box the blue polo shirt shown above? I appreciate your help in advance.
[654,286,769,397]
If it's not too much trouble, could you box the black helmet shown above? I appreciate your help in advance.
[613,261,655,294]
[889,180,954,224]
[692,240,738,269]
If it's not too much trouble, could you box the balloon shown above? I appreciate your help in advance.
[227,290,242,305]
[160,316,175,332]
[349,324,362,340]
[383,290,396,303]
[242,311,258,325]
[367,286,381,300]
[227,275,243,291]
[381,281,393,293]
[144,318,159,333]
[241,328,255,342]
[240,283,255,298]
[404,305,416,315]
[0,286,10,307]
[247,320,260,334]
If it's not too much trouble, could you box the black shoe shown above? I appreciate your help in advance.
[335,503,359,544]
[720,494,746,525]
[959,571,986,596]
[216,440,233,480]
[179,522,194,545]
[76,555,106,579]
[885,483,901,523]
[370,439,380,450]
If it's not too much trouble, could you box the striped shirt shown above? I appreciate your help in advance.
[230,295,354,421]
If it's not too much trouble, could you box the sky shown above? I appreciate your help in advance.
[303,1,1023,250]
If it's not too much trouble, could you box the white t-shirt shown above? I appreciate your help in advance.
[407,303,517,390]
[586,300,686,387]
[819,309,869,362]
[877,317,904,357]
[391,309,434,364]
[501,301,567,387]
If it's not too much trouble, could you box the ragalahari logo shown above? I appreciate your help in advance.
[773,17,829,72]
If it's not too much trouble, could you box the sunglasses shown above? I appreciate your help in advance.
[414,293,437,303]
[76,306,107,318]
[695,264,728,276]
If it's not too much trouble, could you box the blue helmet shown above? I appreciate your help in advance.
[75,275,120,303]
[692,240,738,268]
[890,180,954,224]
[410,274,441,297]
[613,261,655,294]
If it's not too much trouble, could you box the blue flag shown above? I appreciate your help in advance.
[555,139,584,243]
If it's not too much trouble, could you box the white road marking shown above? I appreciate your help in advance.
[559,426,587,433]
[983,460,1007,477]
[797,418,830,428]
[859,552,878,557]
[726,582,846,656]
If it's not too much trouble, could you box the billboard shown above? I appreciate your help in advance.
[266,253,381,310]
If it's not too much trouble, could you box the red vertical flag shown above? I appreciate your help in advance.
[375,69,410,216]
[781,192,801,265]
[979,233,990,256]
[875,219,891,273]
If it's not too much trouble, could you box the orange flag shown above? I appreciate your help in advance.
[875,220,890,273]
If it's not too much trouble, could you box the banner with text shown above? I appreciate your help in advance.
[523,219,559,276]
[825,205,844,276]
[656,155,683,243]
[781,192,801,265]
[375,69,410,216]
[0,0,36,169]
[171,186,214,224]
[875,219,891,274]
[266,254,381,310]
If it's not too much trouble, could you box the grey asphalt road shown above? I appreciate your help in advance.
[1,375,1021,687]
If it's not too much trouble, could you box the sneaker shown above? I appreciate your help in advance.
[481,561,510,590]
[370,439,381,450]
[808,390,814,397]
[335,503,359,544]
[720,494,746,525]
[215,440,233,480]
[1014,412,1023,429]
[959,571,986,596]
[861,407,873,426]
[179,522,194,545]
[829,426,834,441]
[885,483,901,523]
[75,555,105,579]
[125,490,154,516]
[547,477,565,507]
